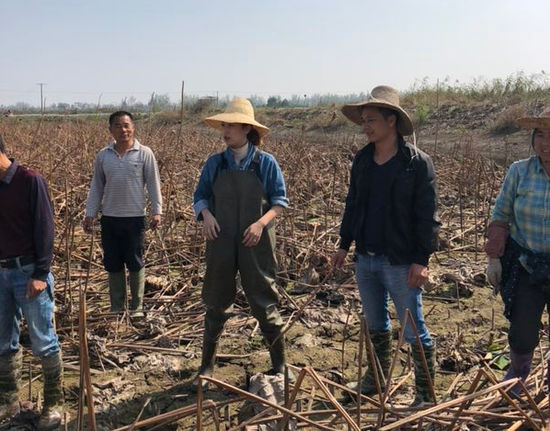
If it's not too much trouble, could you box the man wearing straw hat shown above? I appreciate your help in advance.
[192,97,291,390]
[0,134,64,430]
[485,108,550,397]
[332,86,440,407]
[83,111,162,318]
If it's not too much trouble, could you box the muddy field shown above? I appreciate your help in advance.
[0,108,545,430]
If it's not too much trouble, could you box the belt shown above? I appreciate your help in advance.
[366,251,384,257]
[0,255,35,270]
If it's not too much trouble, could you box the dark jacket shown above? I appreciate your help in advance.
[339,139,440,266]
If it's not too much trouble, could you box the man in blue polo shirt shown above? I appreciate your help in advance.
[0,134,63,430]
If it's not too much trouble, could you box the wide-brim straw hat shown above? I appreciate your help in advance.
[341,85,414,136]
[204,97,269,138]
[516,107,550,130]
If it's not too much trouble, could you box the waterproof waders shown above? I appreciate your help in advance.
[194,152,287,390]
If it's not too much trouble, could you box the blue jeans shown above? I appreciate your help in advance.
[355,254,433,347]
[0,262,60,358]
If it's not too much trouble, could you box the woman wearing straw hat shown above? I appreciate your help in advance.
[485,108,550,397]
[192,97,291,390]
[332,86,440,407]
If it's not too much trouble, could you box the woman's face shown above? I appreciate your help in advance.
[221,122,251,148]
[533,128,550,163]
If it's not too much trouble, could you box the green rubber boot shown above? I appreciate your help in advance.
[129,268,145,317]
[38,352,64,431]
[0,350,21,421]
[108,271,127,312]
[410,343,436,408]
[347,331,392,396]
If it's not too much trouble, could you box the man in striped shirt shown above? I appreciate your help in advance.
[83,111,162,317]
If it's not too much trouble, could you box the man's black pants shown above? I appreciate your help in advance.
[100,216,145,272]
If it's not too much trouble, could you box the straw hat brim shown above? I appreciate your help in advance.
[341,101,414,136]
[204,112,270,138]
[516,117,550,130]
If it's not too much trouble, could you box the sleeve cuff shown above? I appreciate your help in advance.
[269,196,290,208]
[484,221,510,258]
[194,199,209,221]
[339,237,352,251]
[31,269,49,282]
[412,253,430,267]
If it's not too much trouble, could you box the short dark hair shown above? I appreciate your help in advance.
[109,110,134,127]
[377,107,398,124]
[247,127,263,146]
[0,134,5,154]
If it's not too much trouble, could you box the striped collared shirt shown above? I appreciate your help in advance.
[492,155,550,253]
[85,140,162,218]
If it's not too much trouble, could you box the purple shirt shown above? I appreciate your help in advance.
[0,160,54,281]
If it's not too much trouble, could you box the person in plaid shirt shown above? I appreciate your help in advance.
[485,108,550,397]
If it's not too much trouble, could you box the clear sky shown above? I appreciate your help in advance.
[1,0,548,106]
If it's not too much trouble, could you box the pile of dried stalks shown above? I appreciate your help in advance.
[3,117,542,431]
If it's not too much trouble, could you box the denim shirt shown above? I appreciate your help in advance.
[193,143,289,219]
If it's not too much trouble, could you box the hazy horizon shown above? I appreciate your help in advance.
[1,0,548,107]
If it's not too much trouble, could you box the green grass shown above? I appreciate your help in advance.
[402,71,550,107]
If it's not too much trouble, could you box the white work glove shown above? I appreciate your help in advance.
[486,258,502,294]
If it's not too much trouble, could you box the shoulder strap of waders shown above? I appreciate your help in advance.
[249,150,262,182]
[212,152,228,185]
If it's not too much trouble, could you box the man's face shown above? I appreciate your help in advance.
[361,107,396,144]
[109,115,135,145]
[533,128,550,163]
[221,122,251,148]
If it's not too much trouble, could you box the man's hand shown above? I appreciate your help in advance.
[27,279,47,299]
[243,222,264,247]
[83,216,95,234]
[202,211,220,241]
[150,214,161,230]
[486,258,502,295]
[331,249,348,269]
[407,264,428,287]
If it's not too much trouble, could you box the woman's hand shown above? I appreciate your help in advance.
[243,221,264,247]
[202,210,220,241]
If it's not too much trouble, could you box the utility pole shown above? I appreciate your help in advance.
[36,83,47,113]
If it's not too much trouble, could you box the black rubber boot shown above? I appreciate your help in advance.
[263,331,295,383]
[191,334,219,392]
